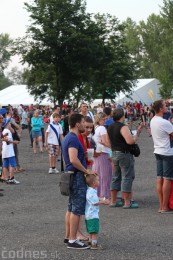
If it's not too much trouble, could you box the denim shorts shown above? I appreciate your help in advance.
[3,156,16,168]
[68,172,87,215]
[111,151,135,192]
[32,130,42,138]
[155,154,173,180]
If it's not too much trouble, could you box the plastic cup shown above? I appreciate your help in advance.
[87,148,94,160]
[132,130,137,136]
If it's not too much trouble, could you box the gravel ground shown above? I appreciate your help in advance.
[0,128,173,260]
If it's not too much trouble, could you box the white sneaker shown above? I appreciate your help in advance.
[7,178,20,184]
[54,168,59,174]
[48,168,53,174]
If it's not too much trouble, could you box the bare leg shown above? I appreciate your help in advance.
[9,166,14,179]
[110,189,118,205]
[77,215,89,240]
[122,191,131,207]
[69,213,80,240]
[2,167,8,180]
[156,177,163,211]
[38,136,43,152]
[65,211,70,239]
[33,138,36,153]
[162,179,171,210]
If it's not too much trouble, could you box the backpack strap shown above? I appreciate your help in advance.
[50,123,59,142]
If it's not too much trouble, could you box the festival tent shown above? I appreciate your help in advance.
[116,78,161,105]
[0,85,52,106]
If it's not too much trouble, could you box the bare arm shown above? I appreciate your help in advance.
[120,125,137,144]
[69,147,96,175]
[100,133,111,148]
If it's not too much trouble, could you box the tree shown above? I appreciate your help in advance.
[0,33,13,90]
[6,67,27,85]
[15,0,104,106]
[89,14,138,104]
[0,33,12,72]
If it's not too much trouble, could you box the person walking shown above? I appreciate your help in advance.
[150,99,173,213]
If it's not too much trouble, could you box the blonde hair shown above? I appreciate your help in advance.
[85,174,97,187]
[94,112,106,127]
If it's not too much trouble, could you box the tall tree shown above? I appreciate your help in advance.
[0,33,13,90]
[15,0,104,106]
[90,14,138,104]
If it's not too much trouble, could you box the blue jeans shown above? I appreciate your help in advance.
[155,154,173,180]
[68,172,87,215]
[111,151,135,192]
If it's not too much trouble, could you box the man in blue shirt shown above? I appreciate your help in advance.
[62,113,96,250]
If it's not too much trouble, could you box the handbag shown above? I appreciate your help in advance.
[12,129,20,141]
[128,143,140,157]
[59,171,75,196]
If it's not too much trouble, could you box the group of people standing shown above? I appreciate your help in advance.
[61,103,142,250]
[1,99,173,249]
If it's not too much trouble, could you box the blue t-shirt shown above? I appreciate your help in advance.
[62,132,86,171]
[105,118,114,128]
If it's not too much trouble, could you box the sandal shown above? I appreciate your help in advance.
[109,201,123,207]
[123,202,139,209]
[161,209,173,214]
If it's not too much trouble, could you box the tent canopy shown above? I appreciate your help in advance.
[0,85,52,106]
[116,78,161,105]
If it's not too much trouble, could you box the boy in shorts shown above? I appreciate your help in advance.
[45,113,64,173]
[2,118,20,184]
[85,175,109,250]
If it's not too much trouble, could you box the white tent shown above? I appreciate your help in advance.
[116,78,161,105]
[0,85,52,106]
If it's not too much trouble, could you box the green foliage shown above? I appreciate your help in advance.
[123,1,173,98]
[0,72,12,90]
[13,0,139,104]
[0,33,13,72]
[90,14,138,104]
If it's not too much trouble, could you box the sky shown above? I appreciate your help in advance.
[0,0,164,69]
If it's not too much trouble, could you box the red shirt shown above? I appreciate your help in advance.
[78,133,91,167]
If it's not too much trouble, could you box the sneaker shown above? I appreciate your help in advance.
[48,168,54,174]
[67,240,90,250]
[6,178,20,184]
[54,168,60,174]
[64,238,69,245]
[90,244,104,250]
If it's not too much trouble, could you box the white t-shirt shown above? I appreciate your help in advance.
[93,125,111,153]
[85,187,99,220]
[150,116,173,155]
[46,123,63,145]
[87,111,94,123]
[2,129,15,158]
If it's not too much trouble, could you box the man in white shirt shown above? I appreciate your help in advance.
[150,99,173,213]
[80,103,94,123]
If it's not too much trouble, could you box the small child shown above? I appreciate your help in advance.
[45,113,64,174]
[85,174,109,250]
[2,118,20,184]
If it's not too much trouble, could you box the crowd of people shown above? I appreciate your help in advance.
[0,99,173,250]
